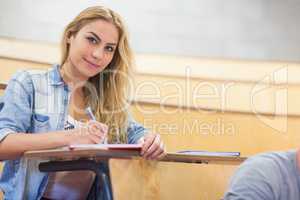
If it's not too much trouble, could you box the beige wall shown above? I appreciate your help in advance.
[1,39,300,156]
[1,38,300,199]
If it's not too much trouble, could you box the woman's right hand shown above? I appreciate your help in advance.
[69,120,108,144]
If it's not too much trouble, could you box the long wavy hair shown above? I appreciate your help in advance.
[60,6,133,143]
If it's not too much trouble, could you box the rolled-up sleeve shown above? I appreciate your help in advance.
[0,70,33,142]
[127,114,148,144]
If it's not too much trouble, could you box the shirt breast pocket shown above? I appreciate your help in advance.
[32,113,50,132]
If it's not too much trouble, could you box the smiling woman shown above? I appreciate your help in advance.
[0,6,165,200]
[59,8,129,143]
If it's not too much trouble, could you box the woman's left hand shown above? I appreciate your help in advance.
[138,133,166,160]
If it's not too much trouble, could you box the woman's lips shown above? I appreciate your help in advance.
[83,58,101,69]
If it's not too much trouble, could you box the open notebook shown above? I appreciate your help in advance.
[176,150,240,157]
[69,144,142,151]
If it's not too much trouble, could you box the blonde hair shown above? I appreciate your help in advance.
[61,6,133,143]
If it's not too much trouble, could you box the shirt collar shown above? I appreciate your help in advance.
[49,64,64,86]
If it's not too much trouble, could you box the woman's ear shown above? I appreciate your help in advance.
[66,31,74,44]
[67,35,72,44]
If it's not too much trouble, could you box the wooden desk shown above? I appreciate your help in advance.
[25,148,245,164]
[25,148,246,200]
[0,83,5,90]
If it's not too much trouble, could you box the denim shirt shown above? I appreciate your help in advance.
[0,64,147,200]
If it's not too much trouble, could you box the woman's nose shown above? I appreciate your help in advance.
[92,47,104,60]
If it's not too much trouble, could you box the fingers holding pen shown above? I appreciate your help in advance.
[87,120,108,143]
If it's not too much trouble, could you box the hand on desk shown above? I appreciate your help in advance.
[138,133,166,160]
[69,120,108,144]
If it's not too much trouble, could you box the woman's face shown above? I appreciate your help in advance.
[66,19,119,80]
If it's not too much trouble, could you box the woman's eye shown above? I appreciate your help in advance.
[105,46,115,52]
[87,37,97,44]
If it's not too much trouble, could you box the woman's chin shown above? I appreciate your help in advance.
[76,65,99,79]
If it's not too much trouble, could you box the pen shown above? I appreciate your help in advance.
[85,107,108,144]
[85,107,96,121]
